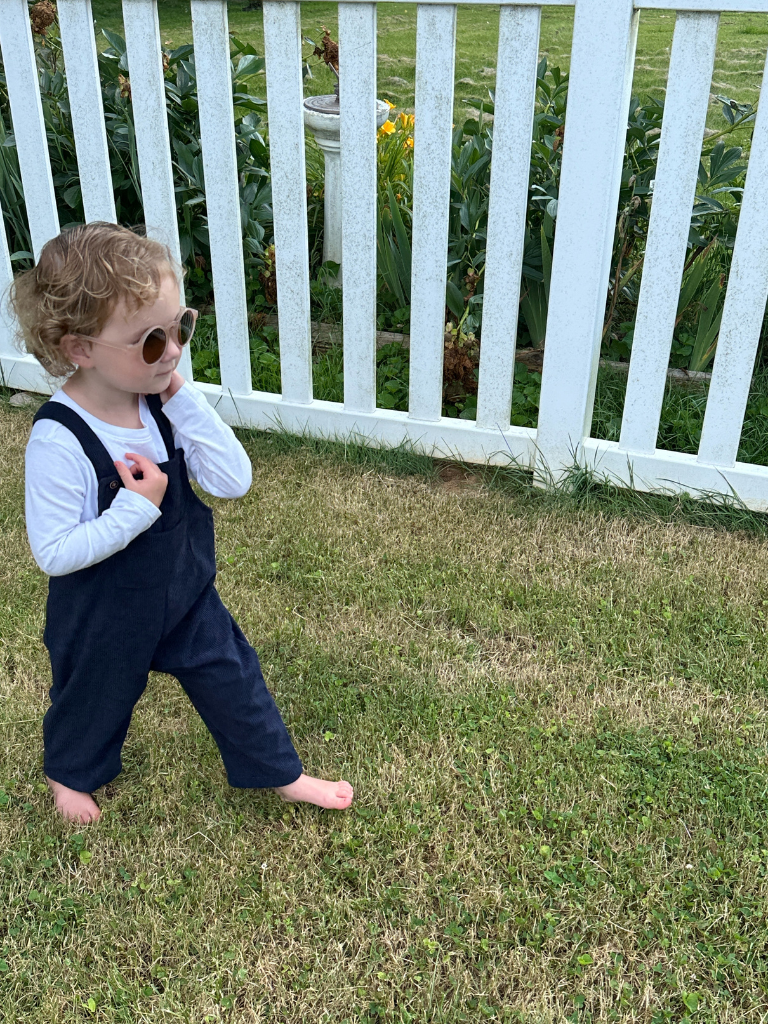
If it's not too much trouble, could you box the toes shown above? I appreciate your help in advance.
[57,799,100,824]
[333,782,353,808]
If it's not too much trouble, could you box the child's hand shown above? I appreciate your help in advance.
[159,370,185,404]
[114,453,168,509]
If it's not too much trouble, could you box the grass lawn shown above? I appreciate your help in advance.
[3,395,768,1022]
[87,2,768,133]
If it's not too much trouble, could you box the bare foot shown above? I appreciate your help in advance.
[275,773,354,810]
[46,777,101,824]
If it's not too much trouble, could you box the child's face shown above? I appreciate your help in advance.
[72,270,184,395]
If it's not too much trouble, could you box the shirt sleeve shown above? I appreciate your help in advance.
[25,435,162,577]
[160,381,253,498]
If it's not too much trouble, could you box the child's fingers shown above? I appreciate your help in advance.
[113,457,167,508]
[113,461,135,487]
[123,453,164,481]
[115,458,142,481]
[123,452,158,473]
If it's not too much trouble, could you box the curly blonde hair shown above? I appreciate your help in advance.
[8,222,182,377]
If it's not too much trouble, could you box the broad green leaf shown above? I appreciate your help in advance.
[101,28,127,54]
[682,992,700,1013]
[235,54,265,78]
[446,280,464,319]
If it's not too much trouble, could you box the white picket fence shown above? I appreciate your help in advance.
[1,0,768,505]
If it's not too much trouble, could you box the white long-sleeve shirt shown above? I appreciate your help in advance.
[25,382,252,577]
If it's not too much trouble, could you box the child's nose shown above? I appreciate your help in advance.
[162,335,183,362]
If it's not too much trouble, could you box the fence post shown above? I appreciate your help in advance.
[697,44,768,469]
[408,3,457,423]
[57,0,116,224]
[190,0,252,397]
[535,0,639,479]
[0,199,14,359]
[339,1,378,416]
[122,0,192,380]
[263,0,313,406]
[0,0,60,260]
[619,12,719,456]
[475,4,541,432]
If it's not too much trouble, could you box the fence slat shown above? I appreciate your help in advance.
[475,4,541,432]
[408,3,457,422]
[0,0,60,260]
[0,196,15,358]
[339,2,377,415]
[57,0,115,224]
[619,12,719,455]
[122,0,191,379]
[263,0,313,405]
[189,0,251,396]
[535,0,638,475]
[697,48,768,469]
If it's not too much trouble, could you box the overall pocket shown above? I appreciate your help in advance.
[110,518,186,590]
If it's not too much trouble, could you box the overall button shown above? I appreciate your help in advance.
[109,481,118,490]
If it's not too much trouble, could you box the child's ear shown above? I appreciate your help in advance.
[60,333,93,367]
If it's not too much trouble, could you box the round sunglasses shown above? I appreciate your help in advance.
[75,307,198,365]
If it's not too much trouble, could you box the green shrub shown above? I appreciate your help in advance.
[376,59,756,382]
[0,19,272,310]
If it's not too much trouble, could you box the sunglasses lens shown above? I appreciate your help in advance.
[179,310,196,345]
[142,327,167,364]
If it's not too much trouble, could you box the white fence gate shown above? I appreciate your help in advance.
[1,0,768,505]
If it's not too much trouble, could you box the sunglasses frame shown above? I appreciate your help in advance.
[74,307,198,365]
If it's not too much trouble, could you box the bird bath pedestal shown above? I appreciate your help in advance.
[303,94,390,282]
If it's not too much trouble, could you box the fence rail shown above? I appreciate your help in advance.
[1,0,768,506]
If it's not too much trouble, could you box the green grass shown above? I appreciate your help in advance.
[88,2,768,136]
[3,397,768,1021]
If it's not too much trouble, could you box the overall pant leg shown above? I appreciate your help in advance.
[151,583,303,788]
[43,570,167,794]
[44,633,157,794]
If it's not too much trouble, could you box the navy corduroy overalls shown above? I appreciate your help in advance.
[34,394,303,794]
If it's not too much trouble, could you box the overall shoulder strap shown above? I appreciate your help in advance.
[33,401,117,480]
[144,393,176,461]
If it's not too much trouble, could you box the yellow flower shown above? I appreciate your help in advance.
[398,112,415,129]
[379,119,395,135]
[406,136,414,148]
[384,99,395,109]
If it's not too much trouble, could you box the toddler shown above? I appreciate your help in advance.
[11,221,353,824]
